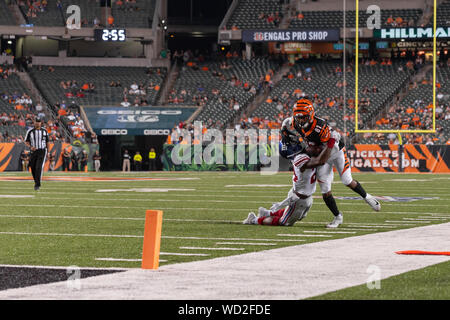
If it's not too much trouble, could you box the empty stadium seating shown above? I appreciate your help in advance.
[169,57,280,126]
[0,0,15,25]
[18,0,155,28]
[28,65,167,107]
[226,0,283,30]
[289,9,422,28]
[251,59,413,135]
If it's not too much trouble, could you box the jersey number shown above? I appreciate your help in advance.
[294,168,316,184]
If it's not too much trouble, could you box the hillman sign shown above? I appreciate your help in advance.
[374,27,450,39]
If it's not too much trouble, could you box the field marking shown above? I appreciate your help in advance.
[0,215,431,229]
[94,258,168,262]
[215,242,277,246]
[303,230,356,234]
[225,184,291,187]
[3,223,449,299]
[0,195,35,198]
[162,236,305,243]
[0,231,143,238]
[277,234,333,238]
[3,203,450,216]
[0,214,145,221]
[0,231,306,243]
[329,227,378,231]
[95,188,196,193]
[417,216,449,219]
[179,247,245,251]
[160,252,210,256]
[0,264,132,271]
[403,218,444,221]
[385,220,430,224]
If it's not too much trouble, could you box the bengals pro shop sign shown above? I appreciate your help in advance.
[84,107,197,136]
[242,29,340,42]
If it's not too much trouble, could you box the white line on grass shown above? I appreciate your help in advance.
[0,231,306,243]
[215,242,277,246]
[385,220,430,224]
[94,258,169,262]
[3,204,449,216]
[303,230,356,234]
[277,234,333,238]
[404,218,447,221]
[179,247,245,251]
[162,236,305,243]
[160,252,210,256]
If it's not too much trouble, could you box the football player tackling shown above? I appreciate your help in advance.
[243,139,333,226]
[281,98,381,228]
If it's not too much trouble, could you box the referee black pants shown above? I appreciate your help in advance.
[29,149,46,187]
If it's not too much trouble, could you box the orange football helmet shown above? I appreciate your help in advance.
[293,99,314,129]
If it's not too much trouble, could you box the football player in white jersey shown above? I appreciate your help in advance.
[280,98,381,228]
[243,139,333,226]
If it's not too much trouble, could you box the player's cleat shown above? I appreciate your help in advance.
[34,185,40,191]
[326,213,343,228]
[364,193,381,212]
[243,212,257,225]
[258,207,270,218]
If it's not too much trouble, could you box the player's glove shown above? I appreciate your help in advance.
[330,130,341,142]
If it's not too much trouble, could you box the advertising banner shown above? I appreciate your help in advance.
[83,107,197,136]
[347,145,450,173]
[242,29,340,42]
[0,141,99,172]
[374,27,450,39]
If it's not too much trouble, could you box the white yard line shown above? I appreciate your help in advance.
[215,242,277,246]
[160,252,210,257]
[95,258,148,262]
[277,234,333,238]
[179,247,245,251]
[303,230,356,234]
[0,231,306,243]
[0,223,448,300]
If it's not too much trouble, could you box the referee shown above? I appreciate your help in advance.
[24,118,49,190]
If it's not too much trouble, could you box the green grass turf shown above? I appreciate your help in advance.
[0,171,448,272]
[307,260,450,300]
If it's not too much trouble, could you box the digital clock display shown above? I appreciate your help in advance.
[94,29,126,42]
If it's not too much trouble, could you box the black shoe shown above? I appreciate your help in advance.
[34,185,40,191]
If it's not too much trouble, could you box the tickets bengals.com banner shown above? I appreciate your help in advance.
[347,145,450,173]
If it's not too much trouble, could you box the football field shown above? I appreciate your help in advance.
[0,171,449,299]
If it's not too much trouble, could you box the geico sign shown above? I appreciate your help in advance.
[97,110,182,115]
[101,129,128,135]
[144,129,171,135]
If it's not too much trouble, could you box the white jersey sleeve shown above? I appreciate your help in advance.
[292,153,317,197]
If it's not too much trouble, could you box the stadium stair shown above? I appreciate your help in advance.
[17,71,73,140]
[158,63,180,105]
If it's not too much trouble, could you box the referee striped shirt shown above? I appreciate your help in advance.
[25,127,49,150]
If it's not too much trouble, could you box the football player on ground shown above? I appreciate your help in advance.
[280,98,381,228]
[243,139,333,226]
